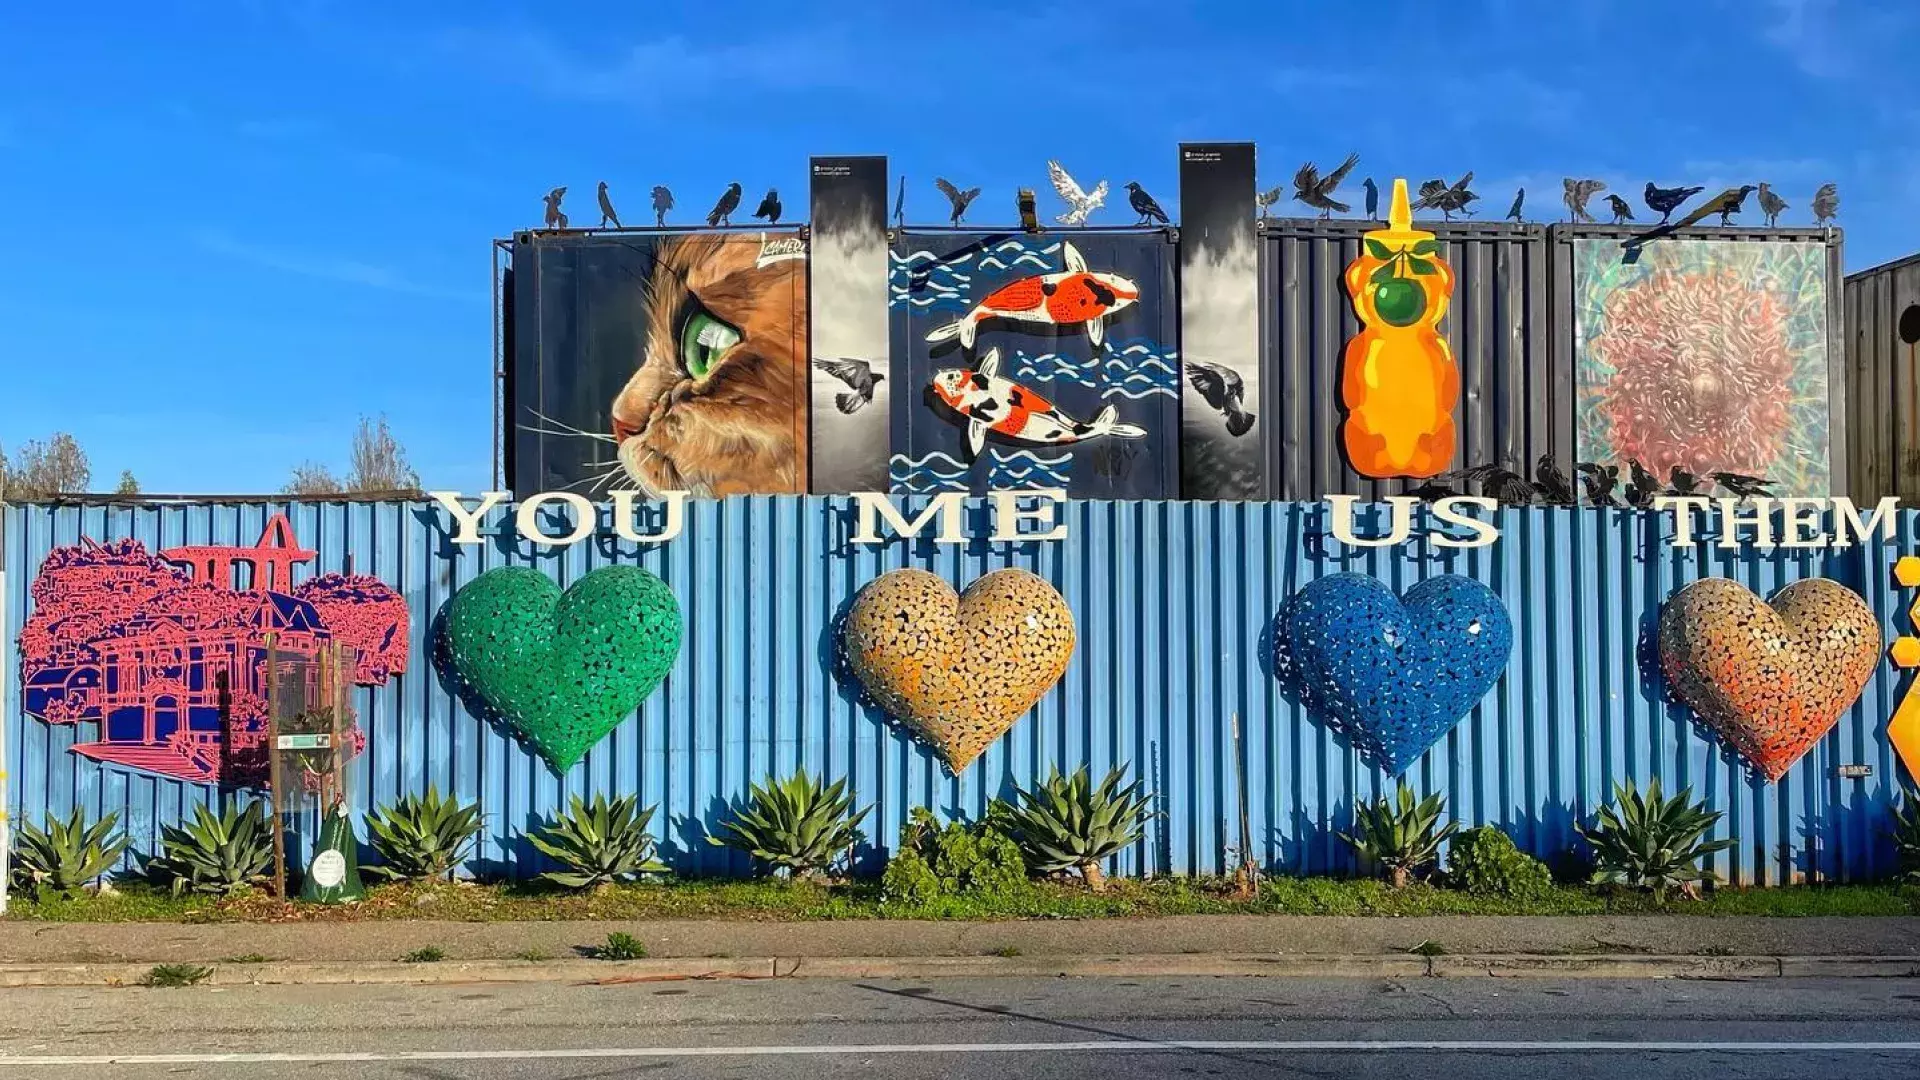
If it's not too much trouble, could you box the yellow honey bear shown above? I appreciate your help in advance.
[1340,179,1457,479]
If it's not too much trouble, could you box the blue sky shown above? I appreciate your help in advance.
[2,0,1914,494]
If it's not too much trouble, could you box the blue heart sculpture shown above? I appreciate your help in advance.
[1274,573,1513,775]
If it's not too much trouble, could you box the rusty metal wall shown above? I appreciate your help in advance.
[1259,218,1560,501]
[1843,251,1920,504]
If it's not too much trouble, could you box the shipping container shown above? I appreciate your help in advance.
[6,497,1915,886]
[1843,250,1920,504]
[1259,218,1560,502]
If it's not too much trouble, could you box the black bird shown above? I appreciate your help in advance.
[596,181,621,228]
[1605,194,1634,224]
[813,357,885,414]
[752,187,782,225]
[1256,184,1284,219]
[1758,183,1788,227]
[1576,462,1620,506]
[1363,177,1379,219]
[1642,182,1703,225]
[1293,153,1361,217]
[542,186,568,229]
[935,178,980,225]
[893,175,906,228]
[1670,185,1757,229]
[651,185,673,227]
[707,182,743,227]
[1505,187,1525,221]
[1016,187,1040,233]
[1563,178,1605,223]
[1533,454,1575,504]
[1812,183,1839,225]
[1710,471,1774,499]
[1666,466,1702,496]
[1623,459,1661,507]
[1414,172,1479,220]
[1483,468,1538,506]
[1183,360,1256,437]
[1406,479,1455,501]
[1126,181,1170,226]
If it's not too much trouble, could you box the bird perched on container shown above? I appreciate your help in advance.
[813,358,885,414]
[1623,459,1661,508]
[1405,478,1455,501]
[1666,466,1703,496]
[1126,182,1170,226]
[542,186,568,229]
[1483,467,1538,506]
[1017,188,1041,233]
[1414,172,1479,221]
[1575,462,1620,507]
[1534,455,1575,505]
[1757,183,1788,228]
[935,178,980,225]
[1047,160,1108,226]
[893,176,907,228]
[1642,182,1704,225]
[1363,177,1379,219]
[1506,188,1525,221]
[752,187,782,225]
[651,186,674,227]
[596,181,621,229]
[1183,360,1256,437]
[1812,183,1839,225]
[1563,178,1605,223]
[1293,153,1361,217]
[1255,183,1284,219]
[1669,185,1757,229]
[1710,471,1774,500]
[707,182,742,226]
[1605,194,1634,224]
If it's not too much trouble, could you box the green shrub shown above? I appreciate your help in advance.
[1001,765,1152,893]
[707,770,870,880]
[141,963,212,988]
[1448,826,1553,901]
[1579,778,1735,903]
[147,802,274,897]
[1341,783,1456,889]
[881,807,1028,907]
[530,793,666,889]
[11,807,130,896]
[1893,789,1920,883]
[595,932,646,960]
[365,786,483,881]
[400,946,445,963]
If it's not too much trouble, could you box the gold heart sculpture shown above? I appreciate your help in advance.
[843,568,1075,772]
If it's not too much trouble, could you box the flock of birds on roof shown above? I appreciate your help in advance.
[537,158,1838,232]
[1404,456,1775,508]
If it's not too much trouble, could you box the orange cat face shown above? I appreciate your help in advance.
[611,234,808,497]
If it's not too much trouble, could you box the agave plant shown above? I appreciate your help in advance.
[1578,778,1736,902]
[1895,788,1920,883]
[11,807,130,896]
[147,801,275,897]
[529,793,667,889]
[707,770,869,880]
[365,786,484,881]
[1001,765,1153,893]
[1340,783,1456,889]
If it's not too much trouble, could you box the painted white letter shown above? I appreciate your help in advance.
[1716,497,1776,549]
[1430,496,1500,548]
[852,491,967,544]
[1776,497,1827,548]
[1834,496,1901,548]
[990,488,1069,542]
[430,490,510,545]
[611,490,687,543]
[1328,495,1416,548]
[517,492,597,546]
[1655,495,1713,547]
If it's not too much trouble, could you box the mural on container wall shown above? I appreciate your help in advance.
[842,568,1075,773]
[1657,577,1879,782]
[443,565,683,773]
[1888,556,1920,783]
[1273,573,1514,775]
[1573,239,1832,496]
[17,515,408,784]
[1340,180,1459,480]
[887,231,1181,498]
[1177,142,1264,499]
[807,155,891,493]
[508,231,809,499]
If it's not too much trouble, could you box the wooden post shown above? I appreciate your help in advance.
[264,633,287,899]
[1232,711,1257,896]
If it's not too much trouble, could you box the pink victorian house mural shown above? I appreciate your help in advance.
[18,514,409,784]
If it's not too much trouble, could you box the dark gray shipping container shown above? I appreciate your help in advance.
[1549,224,1847,498]
[1843,250,1920,504]
[1259,218,1559,501]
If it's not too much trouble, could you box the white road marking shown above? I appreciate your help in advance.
[3,1041,1920,1065]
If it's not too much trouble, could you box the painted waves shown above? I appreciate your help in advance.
[1006,338,1180,401]
[888,238,1065,312]
[888,449,1076,493]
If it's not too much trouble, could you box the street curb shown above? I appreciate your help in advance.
[3,954,1917,988]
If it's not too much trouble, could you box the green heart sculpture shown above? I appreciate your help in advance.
[445,566,682,772]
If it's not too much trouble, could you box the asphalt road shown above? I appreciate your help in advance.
[1,975,1918,1078]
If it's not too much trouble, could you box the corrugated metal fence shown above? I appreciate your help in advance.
[5,497,1917,885]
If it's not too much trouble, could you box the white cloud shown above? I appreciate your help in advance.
[190,229,480,302]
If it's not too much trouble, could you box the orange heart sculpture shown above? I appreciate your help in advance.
[1658,578,1881,781]
[843,568,1075,773]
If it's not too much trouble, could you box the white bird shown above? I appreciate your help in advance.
[1046,160,1108,227]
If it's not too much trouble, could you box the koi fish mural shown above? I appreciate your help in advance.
[924,241,1140,349]
[931,349,1147,457]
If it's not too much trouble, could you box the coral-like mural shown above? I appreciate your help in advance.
[1573,239,1832,494]
[18,515,408,784]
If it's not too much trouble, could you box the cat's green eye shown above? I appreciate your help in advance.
[679,308,741,381]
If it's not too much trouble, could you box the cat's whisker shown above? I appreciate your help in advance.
[521,409,618,442]
[518,424,618,443]
[556,466,624,494]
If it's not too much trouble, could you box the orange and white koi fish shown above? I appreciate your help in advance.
[930,348,1147,457]
[925,241,1139,349]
